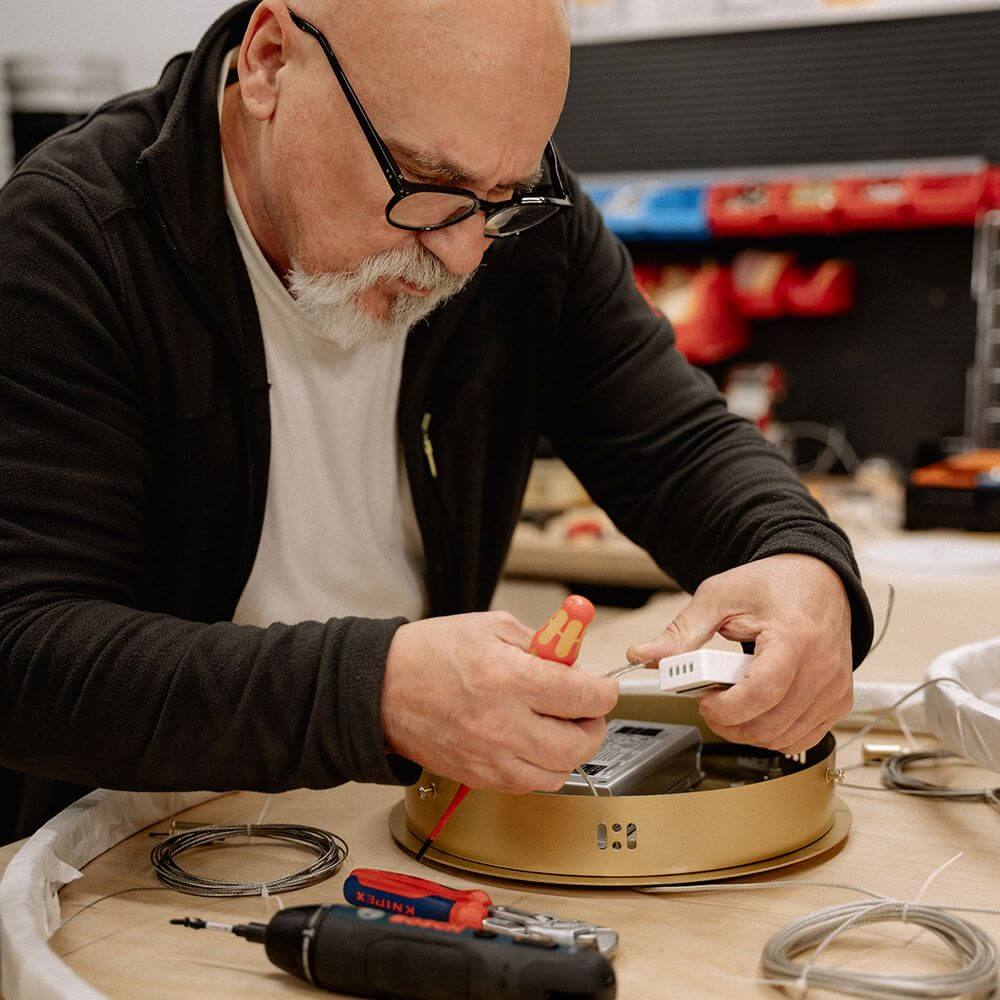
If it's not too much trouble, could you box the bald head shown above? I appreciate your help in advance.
[302,0,571,105]
[300,0,570,190]
[223,0,571,334]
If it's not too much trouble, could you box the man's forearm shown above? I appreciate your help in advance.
[542,176,873,666]
[0,592,414,791]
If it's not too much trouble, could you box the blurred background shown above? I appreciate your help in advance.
[2,0,1000,608]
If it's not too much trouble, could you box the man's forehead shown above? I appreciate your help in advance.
[387,139,545,193]
[295,0,567,192]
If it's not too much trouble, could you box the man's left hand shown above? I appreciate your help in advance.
[626,554,854,755]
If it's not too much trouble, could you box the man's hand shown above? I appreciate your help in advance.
[381,611,620,793]
[627,555,854,754]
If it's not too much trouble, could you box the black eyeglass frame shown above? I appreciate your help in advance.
[289,10,574,238]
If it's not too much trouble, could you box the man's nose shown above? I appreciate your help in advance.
[417,214,491,278]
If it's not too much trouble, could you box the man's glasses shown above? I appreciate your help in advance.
[289,11,574,239]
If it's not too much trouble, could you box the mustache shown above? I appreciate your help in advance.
[292,243,469,299]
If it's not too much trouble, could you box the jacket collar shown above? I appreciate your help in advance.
[137,2,255,267]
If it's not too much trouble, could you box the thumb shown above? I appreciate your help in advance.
[626,588,724,665]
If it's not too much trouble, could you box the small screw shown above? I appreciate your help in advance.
[417,783,437,800]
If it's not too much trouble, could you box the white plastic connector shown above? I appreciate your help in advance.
[655,650,753,693]
[619,649,754,696]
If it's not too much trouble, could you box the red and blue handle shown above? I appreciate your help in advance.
[344,869,492,928]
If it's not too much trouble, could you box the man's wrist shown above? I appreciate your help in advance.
[750,544,872,668]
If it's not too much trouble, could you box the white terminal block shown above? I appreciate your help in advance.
[618,649,754,696]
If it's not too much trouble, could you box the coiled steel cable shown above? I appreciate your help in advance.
[760,899,998,999]
[150,823,348,898]
[880,750,1000,812]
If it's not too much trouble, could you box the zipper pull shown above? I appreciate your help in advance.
[421,412,438,479]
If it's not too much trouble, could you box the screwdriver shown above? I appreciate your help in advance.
[344,868,619,956]
[415,595,597,862]
[171,903,616,999]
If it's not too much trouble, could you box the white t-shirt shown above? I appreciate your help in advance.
[218,55,428,626]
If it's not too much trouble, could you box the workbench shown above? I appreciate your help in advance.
[2,531,1000,999]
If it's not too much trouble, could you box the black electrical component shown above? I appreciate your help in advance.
[172,903,617,1000]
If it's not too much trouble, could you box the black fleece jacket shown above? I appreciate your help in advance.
[0,4,873,840]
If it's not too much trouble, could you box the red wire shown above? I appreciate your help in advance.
[427,785,470,841]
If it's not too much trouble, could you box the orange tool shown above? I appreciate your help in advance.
[415,595,597,862]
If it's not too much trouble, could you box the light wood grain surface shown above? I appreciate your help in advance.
[3,531,1000,999]
[505,521,675,590]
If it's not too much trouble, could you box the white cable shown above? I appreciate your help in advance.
[641,858,1000,999]
[254,794,273,826]
[762,899,997,998]
[783,422,861,476]
[894,706,916,751]
[638,879,890,902]
[634,677,999,996]
[837,678,972,756]
[783,854,964,996]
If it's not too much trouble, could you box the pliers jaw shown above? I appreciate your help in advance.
[483,905,619,958]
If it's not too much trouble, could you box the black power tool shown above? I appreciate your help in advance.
[172,903,616,999]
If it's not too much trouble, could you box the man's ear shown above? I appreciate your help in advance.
[238,1,297,121]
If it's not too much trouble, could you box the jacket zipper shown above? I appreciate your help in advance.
[413,332,491,613]
[415,404,452,612]
[420,413,438,479]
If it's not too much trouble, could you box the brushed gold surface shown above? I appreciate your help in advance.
[394,695,848,885]
[389,800,851,886]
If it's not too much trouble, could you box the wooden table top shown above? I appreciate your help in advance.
[3,532,1000,999]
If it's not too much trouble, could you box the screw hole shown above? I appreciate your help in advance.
[612,841,621,850]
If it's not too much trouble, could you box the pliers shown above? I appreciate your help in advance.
[343,869,619,958]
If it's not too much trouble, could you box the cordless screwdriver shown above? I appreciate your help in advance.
[172,902,617,1000]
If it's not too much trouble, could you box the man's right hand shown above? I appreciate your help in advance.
[381,611,619,794]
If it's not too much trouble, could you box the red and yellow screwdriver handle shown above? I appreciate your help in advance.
[529,595,596,665]
[415,596,596,861]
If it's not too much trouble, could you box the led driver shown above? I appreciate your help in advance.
[619,649,754,696]
[655,649,753,693]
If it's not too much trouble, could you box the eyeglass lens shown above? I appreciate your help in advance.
[483,202,561,237]
[388,191,479,230]
[389,191,562,236]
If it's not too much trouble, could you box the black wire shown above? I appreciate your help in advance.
[58,886,173,931]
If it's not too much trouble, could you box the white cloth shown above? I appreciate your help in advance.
[0,789,220,1000]
[925,637,1000,772]
[218,54,427,626]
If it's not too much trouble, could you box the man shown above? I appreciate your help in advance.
[0,0,871,842]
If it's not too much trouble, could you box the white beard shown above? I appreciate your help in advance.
[287,244,471,351]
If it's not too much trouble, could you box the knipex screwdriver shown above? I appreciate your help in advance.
[416,595,598,861]
[171,903,616,999]
[344,868,619,957]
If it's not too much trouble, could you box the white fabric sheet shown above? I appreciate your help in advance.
[0,789,219,1000]
[925,637,1000,772]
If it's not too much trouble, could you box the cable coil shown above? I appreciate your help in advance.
[880,750,1000,812]
[150,823,349,898]
[761,899,999,999]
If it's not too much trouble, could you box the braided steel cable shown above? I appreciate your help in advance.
[880,750,1000,811]
[151,823,348,898]
[760,899,998,999]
